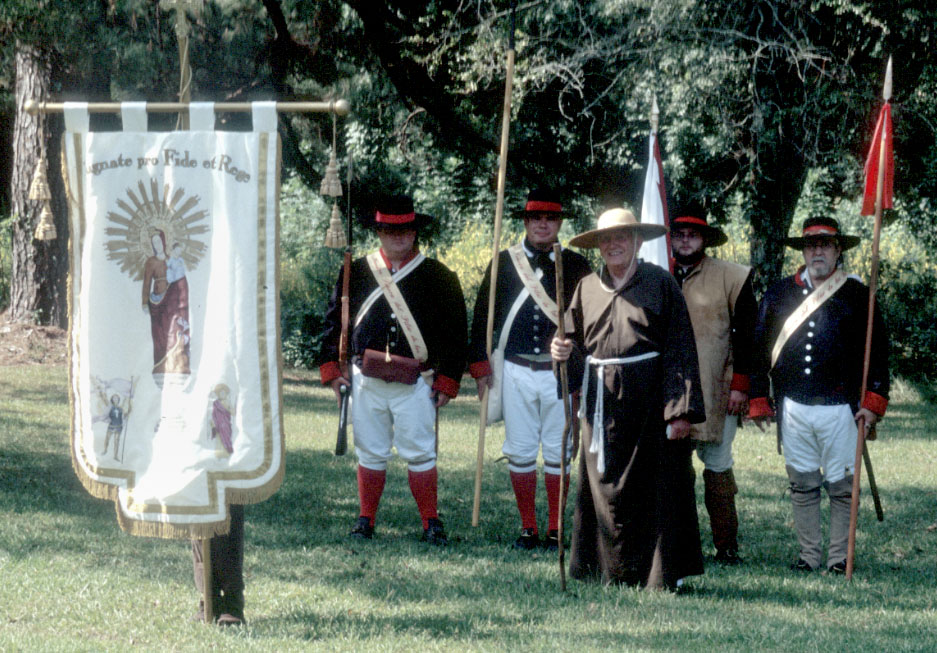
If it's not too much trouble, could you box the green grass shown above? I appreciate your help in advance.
[1,365,936,651]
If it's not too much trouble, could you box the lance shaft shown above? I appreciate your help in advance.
[846,61,891,579]
[473,3,516,527]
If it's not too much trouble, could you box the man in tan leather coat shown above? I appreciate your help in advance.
[671,211,757,564]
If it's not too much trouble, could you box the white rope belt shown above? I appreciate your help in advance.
[580,352,660,473]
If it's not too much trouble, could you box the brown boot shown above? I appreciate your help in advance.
[826,476,854,571]
[787,466,822,571]
[703,468,740,563]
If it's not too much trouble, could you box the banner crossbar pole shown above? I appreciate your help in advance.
[24,99,350,116]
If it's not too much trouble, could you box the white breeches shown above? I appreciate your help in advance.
[351,365,437,472]
[781,397,857,484]
[501,361,570,474]
[695,416,737,473]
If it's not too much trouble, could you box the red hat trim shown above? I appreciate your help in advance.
[375,211,416,225]
[803,224,839,237]
[673,216,708,227]
[524,200,563,213]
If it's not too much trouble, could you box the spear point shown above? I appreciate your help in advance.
[650,96,660,133]
[883,56,893,101]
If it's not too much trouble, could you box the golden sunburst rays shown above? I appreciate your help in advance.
[104,178,210,280]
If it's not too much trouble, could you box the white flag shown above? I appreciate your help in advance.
[638,129,671,271]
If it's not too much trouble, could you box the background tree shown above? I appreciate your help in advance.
[2,1,935,374]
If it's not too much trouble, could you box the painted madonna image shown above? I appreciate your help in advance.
[143,233,191,376]
[105,179,209,385]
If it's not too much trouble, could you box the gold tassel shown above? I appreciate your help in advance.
[319,150,343,197]
[323,202,346,248]
[28,156,51,201]
[319,113,342,198]
[30,155,56,241]
[34,204,57,241]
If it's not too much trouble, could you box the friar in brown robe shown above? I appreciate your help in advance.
[552,208,705,589]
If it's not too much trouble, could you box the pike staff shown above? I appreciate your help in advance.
[473,0,518,527]
[552,242,570,591]
[846,57,894,580]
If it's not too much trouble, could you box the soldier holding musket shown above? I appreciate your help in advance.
[320,194,468,545]
[468,188,592,550]
[748,217,889,573]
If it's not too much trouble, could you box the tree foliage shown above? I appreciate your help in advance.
[1,1,935,374]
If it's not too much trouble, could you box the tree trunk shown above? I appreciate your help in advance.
[10,42,69,327]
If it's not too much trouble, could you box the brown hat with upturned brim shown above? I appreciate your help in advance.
[569,208,668,249]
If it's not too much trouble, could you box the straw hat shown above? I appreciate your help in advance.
[569,208,667,249]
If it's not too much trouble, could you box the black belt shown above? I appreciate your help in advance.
[506,355,553,371]
[792,396,844,407]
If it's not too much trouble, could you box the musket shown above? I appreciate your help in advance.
[335,156,353,456]
[472,0,517,527]
[553,242,570,591]
[846,56,892,579]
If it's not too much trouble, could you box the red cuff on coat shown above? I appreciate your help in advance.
[730,374,750,393]
[469,360,492,379]
[433,374,460,399]
[320,361,341,386]
[862,391,888,417]
[748,396,774,419]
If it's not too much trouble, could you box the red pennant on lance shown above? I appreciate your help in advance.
[861,102,893,216]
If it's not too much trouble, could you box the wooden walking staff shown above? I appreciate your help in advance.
[473,0,518,527]
[846,56,894,580]
[552,243,571,591]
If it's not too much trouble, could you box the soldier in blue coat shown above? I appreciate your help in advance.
[468,189,592,550]
[749,217,889,574]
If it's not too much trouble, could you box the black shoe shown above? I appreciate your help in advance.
[513,528,539,550]
[421,518,448,546]
[349,516,374,540]
[216,613,245,627]
[790,558,817,572]
[828,560,847,574]
[715,548,742,565]
[542,530,559,552]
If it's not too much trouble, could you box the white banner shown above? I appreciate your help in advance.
[639,128,671,271]
[64,102,284,539]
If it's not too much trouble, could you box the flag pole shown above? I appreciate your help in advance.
[473,0,517,527]
[201,539,213,623]
[846,56,892,580]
